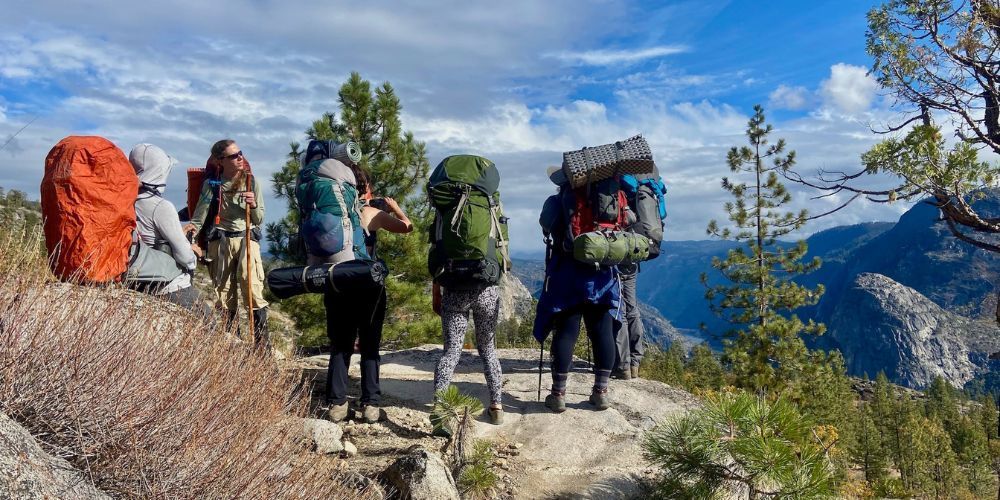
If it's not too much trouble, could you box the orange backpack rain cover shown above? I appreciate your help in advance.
[41,136,138,283]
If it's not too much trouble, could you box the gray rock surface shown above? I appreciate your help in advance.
[498,272,534,323]
[384,446,460,500]
[372,346,699,499]
[0,413,110,499]
[829,273,1000,388]
[302,418,344,454]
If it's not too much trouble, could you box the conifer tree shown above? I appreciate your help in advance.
[702,105,824,393]
[850,403,889,484]
[643,391,835,499]
[684,343,725,391]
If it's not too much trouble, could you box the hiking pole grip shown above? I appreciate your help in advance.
[245,174,255,344]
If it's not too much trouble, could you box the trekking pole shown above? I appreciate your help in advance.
[537,339,544,402]
[244,172,255,345]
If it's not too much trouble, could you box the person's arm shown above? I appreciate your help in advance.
[379,197,412,233]
[432,282,442,316]
[153,200,197,272]
[187,181,214,234]
[245,176,265,226]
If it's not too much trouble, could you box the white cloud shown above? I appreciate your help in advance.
[768,84,811,110]
[547,45,687,66]
[820,63,878,114]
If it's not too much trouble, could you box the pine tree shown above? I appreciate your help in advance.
[643,391,835,499]
[850,403,889,484]
[702,105,824,393]
[265,72,437,346]
[903,414,963,499]
[684,343,724,391]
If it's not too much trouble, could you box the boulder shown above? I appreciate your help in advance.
[0,413,110,499]
[302,418,344,454]
[384,446,460,500]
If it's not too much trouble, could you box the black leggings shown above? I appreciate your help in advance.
[324,286,387,405]
[551,304,615,380]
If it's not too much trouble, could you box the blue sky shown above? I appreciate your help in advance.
[0,0,912,255]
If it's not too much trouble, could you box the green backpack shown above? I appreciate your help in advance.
[427,155,511,288]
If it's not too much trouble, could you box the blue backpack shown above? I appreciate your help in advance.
[621,172,667,259]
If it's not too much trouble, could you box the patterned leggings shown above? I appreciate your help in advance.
[433,285,502,406]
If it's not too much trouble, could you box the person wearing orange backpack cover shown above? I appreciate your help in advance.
[185,139,269,349]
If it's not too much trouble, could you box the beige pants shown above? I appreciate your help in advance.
[208,235,268,312]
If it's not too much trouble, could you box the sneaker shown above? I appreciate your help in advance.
[544,393,566,413]
[611,369,631,380]
[488,407,504,425]
[326,402,350,422]
[589,389,610,411]
[360,405,380,424]
[630,365,640,379]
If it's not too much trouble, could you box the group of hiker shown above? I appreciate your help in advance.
[39,133,666,427]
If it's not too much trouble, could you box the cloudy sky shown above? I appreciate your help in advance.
[0,0,916,256]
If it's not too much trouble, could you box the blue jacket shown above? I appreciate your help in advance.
[532,250,622,342]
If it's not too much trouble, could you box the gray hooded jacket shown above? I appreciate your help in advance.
[130,143,196,293]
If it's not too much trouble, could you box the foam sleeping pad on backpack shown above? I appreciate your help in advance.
[572,231,650,267]
[561,135,655,188]
[41,136,139,283]
[266,259,387,299]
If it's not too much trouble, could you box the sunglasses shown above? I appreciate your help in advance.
[222,150,244,161]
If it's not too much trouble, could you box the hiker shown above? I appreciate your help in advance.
[612,265,645,379]
[129,143,211,318]
[428,155,511,426]
[612,169,667,379]
[534,168,628,413]
[319,161,412,424]
[186,139,269,348]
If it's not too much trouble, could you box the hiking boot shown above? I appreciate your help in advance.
[630,365,640,379]
[544,393,566,413]
[326,402,350,423]
[252,307,270,351]
[611,369,631,380]
[589,388,610,411]
[488,407,504,425]
[360,405,380,424]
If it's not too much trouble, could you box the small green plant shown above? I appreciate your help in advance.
[430,385,484,437]
[458,439,499,499]
[643,391,834,499]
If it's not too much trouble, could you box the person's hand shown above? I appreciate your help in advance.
[191,243,203,258]
[383,197,400,211]
[241,191,256,208]
[182,223,196,237]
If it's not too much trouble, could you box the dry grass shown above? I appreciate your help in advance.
[0,222,366,498]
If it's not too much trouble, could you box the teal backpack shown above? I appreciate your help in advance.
[427,155,511,288]
[296,158,369,261]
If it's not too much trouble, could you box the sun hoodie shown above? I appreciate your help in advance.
[130,143,197,294]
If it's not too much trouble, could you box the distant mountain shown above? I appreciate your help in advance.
[829,273,999,388]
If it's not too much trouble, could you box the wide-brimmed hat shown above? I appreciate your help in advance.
[546,165,568,185]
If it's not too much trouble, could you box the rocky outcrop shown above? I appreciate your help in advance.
[498,272,534,323]
[0,413,110,499]
[301,418,344,454]
[384,446,460,500]
[828,273,1000,388]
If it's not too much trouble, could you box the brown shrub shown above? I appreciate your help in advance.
[0,223,365,498]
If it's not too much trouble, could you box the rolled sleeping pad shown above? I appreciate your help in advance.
[266,259,388,300]
[332,141,363,167]
[561,135,655,188]
[572,231,651,267]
